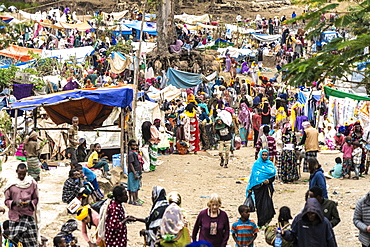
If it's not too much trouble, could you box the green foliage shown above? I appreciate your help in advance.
[107,41,134,56]
[282,0,370,88]
[0,112,12,134]
[3,1,39,12]
[0,65,19,87]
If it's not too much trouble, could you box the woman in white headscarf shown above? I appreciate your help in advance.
[324,123,336,150]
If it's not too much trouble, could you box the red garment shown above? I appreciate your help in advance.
[252,114,262,131]
[105,200,127,247]
[189,117,201,152]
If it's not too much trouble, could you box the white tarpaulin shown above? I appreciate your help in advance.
[174,13,210,24]
[102,10,128,20]
[131,42,157,53]
[41,46,94,62]
[109,52,132,74]
[147,85,181,102]
[218,47,254,58]
[251,33,280,42]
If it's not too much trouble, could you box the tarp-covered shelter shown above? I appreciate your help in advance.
[37,21,92,31]
[101,10,128,21]
[174,13,210,24]
[123,21,157,35]
[251,33,280,42]
[166,68,202,88]
[0,45,42,62]
[198,38,234,50]
[324,86,370,101]
[8,87,134,129]
[41,46,95,62]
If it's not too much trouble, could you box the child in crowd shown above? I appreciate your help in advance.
[331,157,343,178]
[231,205,258,247]
[127,139,143,206]
[53,236,67,247]
[352,141,363,180]
[341,136,353,179]
[87,143,111,179]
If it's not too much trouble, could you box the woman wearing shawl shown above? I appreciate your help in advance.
[184,103,201,153]
[351,123,366,175]
[238,103,251,147]
[5,163,39,247]
[246,150,276,227]
[261,100,271,125]
[324,124,336,150]
[24,132,40,181]
[142,121,160,171]
[225,53,231,72]
[281,123,299,183]
[159,192,191,247]
[241,61,250,74]
[170,37,183,53]
[138,186,169,247]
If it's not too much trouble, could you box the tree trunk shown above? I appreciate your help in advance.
[156,0,175,56]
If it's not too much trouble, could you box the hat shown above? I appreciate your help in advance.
[76,206,89,221]
[214,117,226,130]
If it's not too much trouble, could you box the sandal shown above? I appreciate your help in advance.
[133,202,142,206]
[128,201,134,205]
[220,157,224,167]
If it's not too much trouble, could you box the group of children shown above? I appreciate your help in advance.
[330,136,368,180]
[231,205,292,247]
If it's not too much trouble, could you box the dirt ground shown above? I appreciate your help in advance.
[0,143,366,247]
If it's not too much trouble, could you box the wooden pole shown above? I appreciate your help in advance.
[13,109,18,155]
[132,2,146,138]
[120,107,125,168]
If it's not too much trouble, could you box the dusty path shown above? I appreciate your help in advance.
[0,144,366,247]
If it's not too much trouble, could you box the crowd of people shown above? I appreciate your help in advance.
[1,3,370,247]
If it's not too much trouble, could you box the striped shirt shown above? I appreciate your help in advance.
[255,135,277,158]
[231,218,258,247]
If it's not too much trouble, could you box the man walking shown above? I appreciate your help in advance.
[5,163,39,247]
[300,121,319,172]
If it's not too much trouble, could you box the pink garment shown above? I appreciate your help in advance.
[4,181,39,222]
[170,39,183,53]
[82,209,101,244]
[342,143,353,158]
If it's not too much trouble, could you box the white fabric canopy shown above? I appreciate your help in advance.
[41,46,94,62]
[174,13,210,24]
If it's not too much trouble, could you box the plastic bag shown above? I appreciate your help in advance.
[244,193,255,212]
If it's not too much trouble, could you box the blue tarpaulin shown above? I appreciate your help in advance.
[9,86,133,111]
[123,21,157,35]
[166,68,202,89]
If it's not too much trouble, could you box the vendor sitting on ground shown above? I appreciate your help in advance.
[170,36,183,53]
[62,169,83,204]
[87,143,111,179]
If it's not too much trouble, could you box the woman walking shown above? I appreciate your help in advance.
[281,123,299,182]
[24,132,41,181]
[246,150,276,227]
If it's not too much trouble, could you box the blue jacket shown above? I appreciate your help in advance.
[82,167,97,182]
[309,168,328,199]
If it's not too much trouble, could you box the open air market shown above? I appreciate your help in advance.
[0,0,368,246]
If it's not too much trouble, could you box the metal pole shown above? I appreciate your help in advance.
[132,2,146,137]
[13,109,18,155]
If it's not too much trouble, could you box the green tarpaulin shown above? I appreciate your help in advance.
[324,86,370,101]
